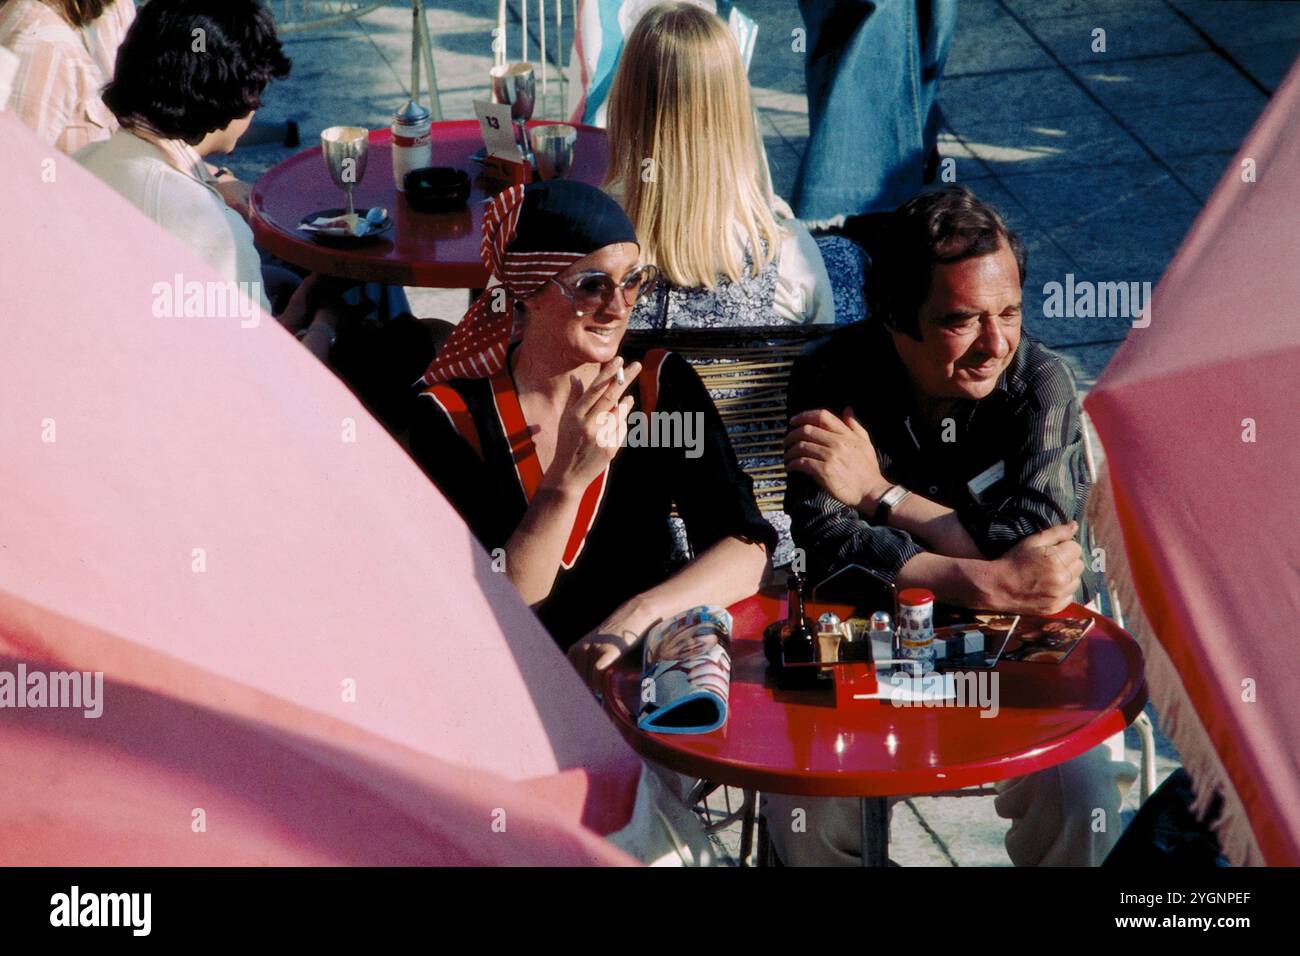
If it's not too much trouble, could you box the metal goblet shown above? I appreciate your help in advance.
[320,125,370,217]
[530,123,577,180]
[490,62,536,163]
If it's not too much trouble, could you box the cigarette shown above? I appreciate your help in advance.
[615,366,625,386]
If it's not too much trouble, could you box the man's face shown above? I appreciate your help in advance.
[889,240,1023,402]
[214,111,255,154]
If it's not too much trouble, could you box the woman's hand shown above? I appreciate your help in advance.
[566,596,659,694]
[542,357,642,494]
[784,406,890,516]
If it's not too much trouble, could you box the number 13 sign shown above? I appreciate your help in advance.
[475,100,522,161]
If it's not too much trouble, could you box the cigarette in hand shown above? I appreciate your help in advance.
[615,366,625,386]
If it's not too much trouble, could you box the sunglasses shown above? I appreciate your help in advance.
[549,264,660,317]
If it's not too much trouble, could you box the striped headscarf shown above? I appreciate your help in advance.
[421,180,639,384]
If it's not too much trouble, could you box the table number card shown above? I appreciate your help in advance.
[474,101,523,161]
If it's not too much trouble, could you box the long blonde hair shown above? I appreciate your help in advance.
[605,2,781,289]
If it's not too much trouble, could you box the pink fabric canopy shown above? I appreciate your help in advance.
[0,111,641,865]
[1085,63,1300,865]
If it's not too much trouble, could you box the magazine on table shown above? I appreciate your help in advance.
[638,606,731,734]
[931,615,1019,670]
[1000,615,1094,663]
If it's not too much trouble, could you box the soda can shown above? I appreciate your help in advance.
[391,100,432,192]
[897,588,936,673]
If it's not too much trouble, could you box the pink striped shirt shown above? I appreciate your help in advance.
[0,0,135,154]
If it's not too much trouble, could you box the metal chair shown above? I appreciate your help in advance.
[1080,406,1159,804]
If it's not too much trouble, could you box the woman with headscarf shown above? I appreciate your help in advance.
[407,181,775,691]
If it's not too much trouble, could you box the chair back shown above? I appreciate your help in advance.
[622,326,829,517]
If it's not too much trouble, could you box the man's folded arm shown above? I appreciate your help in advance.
[786,473,926,586]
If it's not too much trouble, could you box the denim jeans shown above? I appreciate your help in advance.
[792,0,957,220]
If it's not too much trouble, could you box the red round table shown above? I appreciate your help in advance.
[604,591,1147,865]
[248,120,610,288]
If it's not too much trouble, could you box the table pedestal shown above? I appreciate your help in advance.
[861,797,890,867]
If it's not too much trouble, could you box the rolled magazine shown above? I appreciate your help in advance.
[637,606,732,734]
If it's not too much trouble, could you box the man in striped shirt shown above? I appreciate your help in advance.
[784,189,1099,612]
[766,187,1133,867]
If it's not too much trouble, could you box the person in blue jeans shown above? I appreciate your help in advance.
[792,0,958,220]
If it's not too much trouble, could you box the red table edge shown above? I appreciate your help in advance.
[603,599,1148,798]
[247,121,607,289]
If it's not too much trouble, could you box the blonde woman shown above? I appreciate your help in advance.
[604,2,837,329]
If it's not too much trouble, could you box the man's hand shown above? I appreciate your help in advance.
[784,407,890,517]
[214,177,253,221]
[991,522,1084,614]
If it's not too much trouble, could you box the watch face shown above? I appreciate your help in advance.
[883,485,908,508]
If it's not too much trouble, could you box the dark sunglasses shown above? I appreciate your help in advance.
[549,264,660,317]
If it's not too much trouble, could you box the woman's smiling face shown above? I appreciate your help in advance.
[520,242,641,367]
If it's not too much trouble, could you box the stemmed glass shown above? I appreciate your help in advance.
[530,124,577,180]
[489,62,536,165]
[320,126,369,217]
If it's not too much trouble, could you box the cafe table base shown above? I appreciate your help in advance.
[861,797,890,868]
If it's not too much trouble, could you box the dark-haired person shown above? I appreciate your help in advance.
[408,181,774,692]
[766,186,1135,866]
[0,0,135,154]
[74,0,341,350]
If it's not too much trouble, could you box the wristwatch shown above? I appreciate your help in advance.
[873,484,912,525]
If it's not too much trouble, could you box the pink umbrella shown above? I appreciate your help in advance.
[1085,63,1300,865]
[0,110,642,865]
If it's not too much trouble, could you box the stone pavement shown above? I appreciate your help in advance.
[226,0,1299,865]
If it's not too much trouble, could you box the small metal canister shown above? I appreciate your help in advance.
[868,610,894,665]
[391,99,432,192]
[816,611,844,663]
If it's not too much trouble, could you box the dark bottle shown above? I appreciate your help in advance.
[781,572,816,665]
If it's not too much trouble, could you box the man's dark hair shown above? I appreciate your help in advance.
[102,0,291,145]
[858,186,1028,340]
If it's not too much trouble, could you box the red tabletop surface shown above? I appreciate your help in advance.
[249,120,610,288]
[605,592,1147,797]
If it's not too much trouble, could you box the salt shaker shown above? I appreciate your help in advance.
[868,610,894,665]
[816,611,844,663]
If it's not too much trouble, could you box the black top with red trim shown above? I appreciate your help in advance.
[408,348,777,651]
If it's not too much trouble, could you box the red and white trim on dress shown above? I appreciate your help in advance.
[489,367,608,570]
[422,384,483,459]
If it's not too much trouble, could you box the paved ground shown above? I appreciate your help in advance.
[227,0,1299,865]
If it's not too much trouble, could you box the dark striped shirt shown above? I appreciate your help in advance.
[784,321,1098,601]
